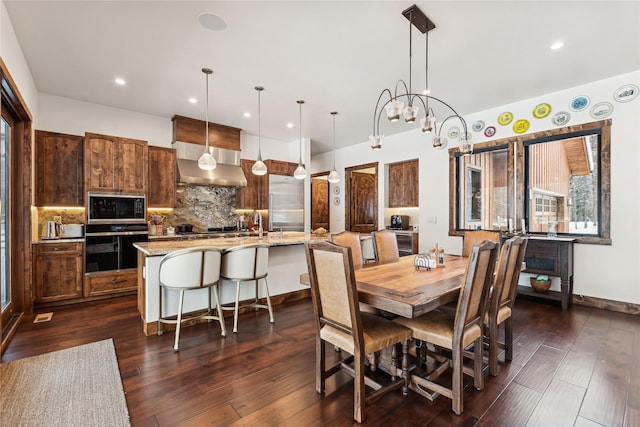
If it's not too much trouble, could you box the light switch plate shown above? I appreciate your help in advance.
[53,216,62,223]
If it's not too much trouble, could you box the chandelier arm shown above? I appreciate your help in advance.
[372,88,393,135]
[393,80,411,103]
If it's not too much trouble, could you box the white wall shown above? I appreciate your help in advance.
[312,70,640,305]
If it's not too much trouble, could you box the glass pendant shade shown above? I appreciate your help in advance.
[294,165,307,180]
[385,100,404,121]
[403,105,419,123]
[327,170,340,184]
[252,158,267,175]
[198,67,217,171]
[369,134,383,150]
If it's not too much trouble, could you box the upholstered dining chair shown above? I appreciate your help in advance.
[394,240,498,415]
[158,247,226,351]
[330,231,363,268]
[360,235,377,264]
[486,236,528,376]
[220,243,273,333]
[304,240,412,423]
[372,229,400,263]
[462,230,500,257]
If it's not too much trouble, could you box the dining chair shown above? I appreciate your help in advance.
[360,235,377,264]
[304,240,412,423]
[486,235,528,376]
[158,247,226,351]
[394,240,498,415]
[329,231,363,268]
[462,230,500,257]
[372,229,400,263]
[220,243,274,333]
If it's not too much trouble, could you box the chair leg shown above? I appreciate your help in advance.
[213,284,226,337]
[158,287,164,336]
[489,319,499,376]
[173,290,185,351]
[316,336,325,394]
[402,340,409,396]
[505,317,513,361]
[263,277,274,324]
[354,352,365,423]
[473,337,484,390]
[233,281,240,333]
[451,345,463,415]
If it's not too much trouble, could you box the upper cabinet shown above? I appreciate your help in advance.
[388,159,419,208]
[172,115,240,150]
[236,159,298,210]
[35,130,84,206]
[85,132,148,194]
[147,147,177,207]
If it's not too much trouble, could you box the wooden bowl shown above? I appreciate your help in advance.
[530,277,551,292]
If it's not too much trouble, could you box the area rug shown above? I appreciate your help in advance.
[0,339,130,426]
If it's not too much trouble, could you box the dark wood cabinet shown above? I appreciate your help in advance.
[85,132,148,194]
[33,242,84,303]
[147,147,176,207]
[267,159,298,176]
[237,159,298,210]
[84,270,138,298]
[35,130,84,206]
[388,159,419,207]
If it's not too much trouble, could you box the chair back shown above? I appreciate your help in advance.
[330,231,363,268]
[454,240,498,338]
[159,247,222,289]
[491,236,528,313]
[372,229,400,263]
[304,240,363,353]
[360,236,376,263]
[462,230,500,257]
[221,243,269,281]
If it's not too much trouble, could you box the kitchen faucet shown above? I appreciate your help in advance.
[256,211,263,240]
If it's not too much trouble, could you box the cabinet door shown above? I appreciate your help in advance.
[237,159,260,209]
[388,162,405,207]
[403,159,419,207]
[148,147,176,207]
[85,133,117,192]
[118,138,148,194]
[35,130,84,206]
[33,243,83,303]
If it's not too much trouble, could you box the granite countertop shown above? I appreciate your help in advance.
[33,238,85,244]
[135,232,327,256]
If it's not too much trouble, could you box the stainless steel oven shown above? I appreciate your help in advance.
[85,224,148,273]
[88,192,146,224]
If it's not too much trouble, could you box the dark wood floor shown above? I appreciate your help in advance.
[2,294,639,426]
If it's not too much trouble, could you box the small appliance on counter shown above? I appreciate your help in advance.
[60,223,84,238]
[390,215,410,230]
[44,221,59,239]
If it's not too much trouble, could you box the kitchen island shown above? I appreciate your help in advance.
[134,232,322,335]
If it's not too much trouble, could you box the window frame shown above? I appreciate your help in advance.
[449,119,611,245]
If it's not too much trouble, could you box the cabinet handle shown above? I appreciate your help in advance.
[111,279,127,284]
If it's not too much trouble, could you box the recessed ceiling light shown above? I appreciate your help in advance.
[114,78,126,86]
[551,41,564,50]
[198,13,227,31]
[286,123,294,128]
[244,112,251,118]
[188,97,197,104]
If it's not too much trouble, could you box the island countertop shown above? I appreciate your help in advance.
[134,232,327,256]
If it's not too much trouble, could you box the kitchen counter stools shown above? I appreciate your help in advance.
[220,243,274,333]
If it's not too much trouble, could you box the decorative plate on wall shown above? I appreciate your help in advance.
[513,119,530,134]
[447,126,460,139]
[484,126,496,137]
[333,186,340,195]
[569,95,590,111]
[497,112,513,125]
[472,120,485,132]
[614,84,639,103]
[590,102,613,119]
[533,103,552,118]
[551,111,571,126]
[333,196,340,206]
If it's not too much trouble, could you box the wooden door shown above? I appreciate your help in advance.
[147,147,176,207]
[311,177,329,230]
[85,133,117,192]
[35,131,84,206]
[349,171,377,233]
[118,138,148,194]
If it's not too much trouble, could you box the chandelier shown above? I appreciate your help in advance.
[370,4,472,155]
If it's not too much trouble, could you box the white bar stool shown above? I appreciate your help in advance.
[220,243,274,333]
[158,247,226,351]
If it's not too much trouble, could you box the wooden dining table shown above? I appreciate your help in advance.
[301,255,468,319]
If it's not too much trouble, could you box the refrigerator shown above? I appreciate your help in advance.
[268,174,304,232]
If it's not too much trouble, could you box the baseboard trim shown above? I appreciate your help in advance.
[573,294,640,315]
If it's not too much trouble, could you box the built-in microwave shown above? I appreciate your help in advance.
[88,192,146,224]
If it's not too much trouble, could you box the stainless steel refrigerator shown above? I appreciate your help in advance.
[268,174,304,231]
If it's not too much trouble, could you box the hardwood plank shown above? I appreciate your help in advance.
[514,345,566,393]
[525,378,585,426]
[579,352,629,426]
[573,416,606,427]
[554,350,597,388]
[475,382,542,427]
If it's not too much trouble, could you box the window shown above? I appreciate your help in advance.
[450,120,610,244]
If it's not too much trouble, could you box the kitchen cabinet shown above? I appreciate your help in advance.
[388,159,419,207]
[33,242,84,303]
[147,147,176,207]
[84,270,138,298]
[267,159,298,176]
[172,115,241,150]
[85,132,148,194]
[236,159,298,210]
[35,130,84,206]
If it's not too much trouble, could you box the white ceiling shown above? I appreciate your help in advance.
[4,1,640,155]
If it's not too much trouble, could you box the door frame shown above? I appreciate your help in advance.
[344,162,378,232]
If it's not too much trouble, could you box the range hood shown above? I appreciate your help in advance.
[173,141,247,187]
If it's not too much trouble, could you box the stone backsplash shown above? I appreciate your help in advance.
[35,208,85,239]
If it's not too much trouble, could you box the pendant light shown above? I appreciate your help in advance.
[251,86,268,175]
[327,112,340,184]
[198,67,217,170]
[293,100,307,180]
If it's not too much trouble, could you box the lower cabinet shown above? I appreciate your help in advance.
[84,270,138,297]
[33,242,84,303]
[393,231,419,257]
